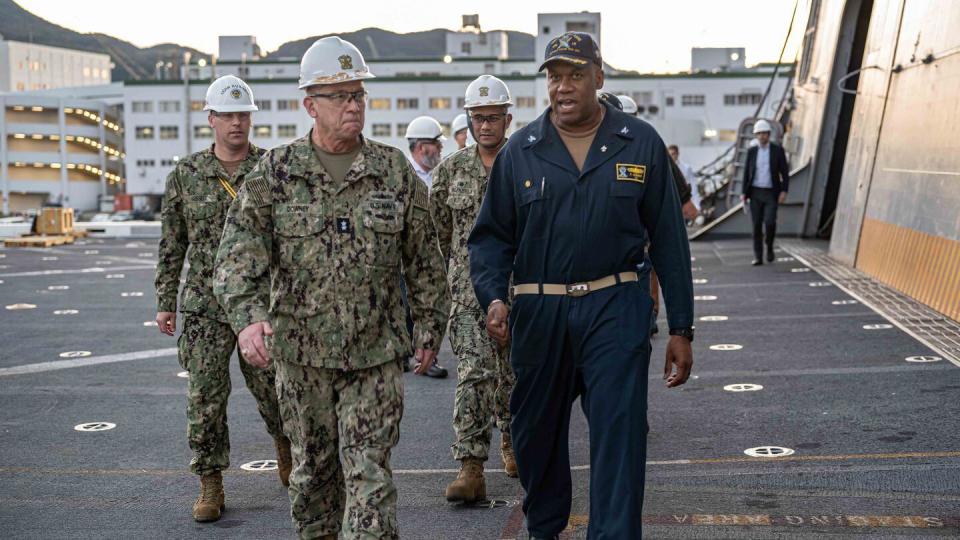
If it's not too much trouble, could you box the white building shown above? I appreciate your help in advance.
[0,36,112,93]
[2,12,789,212]
[445,15,509,60]
[692,47,747,72]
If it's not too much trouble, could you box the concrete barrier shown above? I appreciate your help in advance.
[0,221,161,239]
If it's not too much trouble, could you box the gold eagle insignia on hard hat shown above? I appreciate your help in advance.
[479,86,489,97]
[230,89,242,99]
[338,55,354,70]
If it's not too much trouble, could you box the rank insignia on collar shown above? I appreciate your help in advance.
[620,126,630,134]
[601,145,607,153]
[528,135,537,143]
[615,163,646,183]
[336,217,352,233]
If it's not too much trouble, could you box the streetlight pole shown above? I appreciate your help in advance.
[183,52,192,156]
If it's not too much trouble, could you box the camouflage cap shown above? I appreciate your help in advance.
[538,32,602,72]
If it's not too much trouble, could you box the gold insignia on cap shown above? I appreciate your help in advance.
[230,89,242,99]
[479,86,489,97]
[338,55,353,70]
[523,179,532,188]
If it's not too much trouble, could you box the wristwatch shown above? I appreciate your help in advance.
[668,327,695,342]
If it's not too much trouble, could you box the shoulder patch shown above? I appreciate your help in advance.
[245,176,270,206]
[412,178,429,211]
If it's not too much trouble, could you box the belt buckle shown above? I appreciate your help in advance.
[566,282,590,297]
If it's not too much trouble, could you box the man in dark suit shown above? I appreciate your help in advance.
[741,119,790,265]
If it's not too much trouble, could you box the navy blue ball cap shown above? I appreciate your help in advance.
[539,32,602,72]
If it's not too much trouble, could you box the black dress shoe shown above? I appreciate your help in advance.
[425,363,448,379]
[766,250,775,262]
[752,259,763,266]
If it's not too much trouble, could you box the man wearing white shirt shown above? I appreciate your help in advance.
[741,119,790,265]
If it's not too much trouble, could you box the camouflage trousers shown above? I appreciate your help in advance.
[178,314,283,476]
[449,308,515,461]
[276,358,404,540]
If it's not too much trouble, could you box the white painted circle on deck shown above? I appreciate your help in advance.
[81,268,105,273]
[790,268,811,273]
[177,371,189,378]
[59,351,91,358]
[905,356,942,363]
[710,344,743,351]
[694,295,717,301]
[777,257,795,262]
[0,265,8,269]
[724,383,763,392]
[83,250,99,255]
[699,315,728,322]
[106,274,125,279]
[125,242,143,248]
[74,422,115,432]
[138,253,153,258]
[809,282,832,287]
[41,256,58,261]
[0,280,4,284]
[53,309,79,315]
[832,300,858,305]
[691,267,702,272]
[690,257,696,262]
[240,460,278,472]
[47,285,69,290]
[121,292,144,297]
[693,278,708,284]
[143,321,158,327]
[6,303,36,310]
[863,324,893,330]
[744,446,794,458]
[94,261,112,265]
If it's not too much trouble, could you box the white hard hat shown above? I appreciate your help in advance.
[616,95,638,115]
[203,75,258,113]
[464,75,513,109]
[298,36,375,90]
[405,116,446,141]
[753,119,773,134]
[451,113,469,135]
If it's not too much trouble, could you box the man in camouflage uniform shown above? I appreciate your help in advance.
[154,75,289,523]
[430,75,518,503]
[214,37,449,539]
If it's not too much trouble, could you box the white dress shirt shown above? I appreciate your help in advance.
[753,144,773,189]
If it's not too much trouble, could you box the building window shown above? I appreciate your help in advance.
[160,159,177,167]
[135,126,155,139]
[397,98,419,110]
[369,98,391,110]
[372,123,391,137]
[461,42,472,54]
[429,97,451,109]
[277,99,300,111]
[738,93,763,105]
[159,126,179,139]
[278,124,297,138]
[131,101,153,113]
[194,126,213,138]
[136,159,156,167]
[456,97,466,109]
[516,96,536,108]
[440,123,451,137]
[681,95,705,106]
[665,96,675,107]
[397,123,408,137]
[253,125,272,138]
[484,63,494,74]
[723,94,736,106]
[566,21,596,33]
[158,100,180,113]
[254,99,272,111]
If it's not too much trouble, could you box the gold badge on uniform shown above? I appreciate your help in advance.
[479,86,489,97]
[615,163,646,184]
[338,55,353,70]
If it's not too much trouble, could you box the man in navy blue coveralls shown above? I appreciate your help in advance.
[468,32,695,539]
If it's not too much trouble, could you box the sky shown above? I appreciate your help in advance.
[16,0,807,73]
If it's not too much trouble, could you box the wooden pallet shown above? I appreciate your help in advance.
[3,235,75,248]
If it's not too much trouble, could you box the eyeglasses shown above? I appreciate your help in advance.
[307,90,368,106]
[469,113,506,125]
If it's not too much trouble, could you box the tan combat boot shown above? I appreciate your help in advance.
[501,433,519,478]
[275,436,292,487]
[192,471,225,522]
[444,458,486,503]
